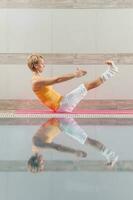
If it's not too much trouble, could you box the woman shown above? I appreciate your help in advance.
[27,54,118,112]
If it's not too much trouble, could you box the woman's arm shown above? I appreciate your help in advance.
[33,68,87,88]
[33,136,87,157]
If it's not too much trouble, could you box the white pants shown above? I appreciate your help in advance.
[58,84,88,112]
[59,118,88,144]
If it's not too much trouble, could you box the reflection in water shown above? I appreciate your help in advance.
[28,118,118,173]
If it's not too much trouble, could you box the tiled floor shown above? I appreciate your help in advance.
[0,116,133,199]
[0,117,132,170]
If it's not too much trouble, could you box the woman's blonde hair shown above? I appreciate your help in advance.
[27,54,44,72]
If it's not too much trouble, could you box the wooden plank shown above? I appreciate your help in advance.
[0,53,133,65]
[0,118,133,125]
[0,0,133,9]
[0,160,132,172]
[0,100,133,122]
[0,100,133,110]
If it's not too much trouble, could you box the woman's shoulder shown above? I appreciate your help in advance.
[32,76,49,91]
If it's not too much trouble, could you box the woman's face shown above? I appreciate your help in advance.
[36,58,45,73]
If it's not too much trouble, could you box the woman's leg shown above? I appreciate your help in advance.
[84,60,118,91]
[58,60,118,112]
[85,137,118,167]
[84,77,103,91]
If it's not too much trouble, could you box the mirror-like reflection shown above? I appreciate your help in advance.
[28,118,118,173]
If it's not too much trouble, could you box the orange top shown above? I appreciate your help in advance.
[32,119,61,153]
[33,85,62,111]
[41,119,60,143]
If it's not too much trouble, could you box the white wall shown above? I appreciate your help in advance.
[0,9,133,99]
[1,172,133,200]
[0,124,132,160]
[0,64,132,99]
[1,9,133,53]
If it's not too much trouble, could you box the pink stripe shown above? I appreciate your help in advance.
[15,109,133,115]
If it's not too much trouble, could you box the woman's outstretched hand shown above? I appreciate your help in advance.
[74,67,87,78]
[75,150,87,158]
